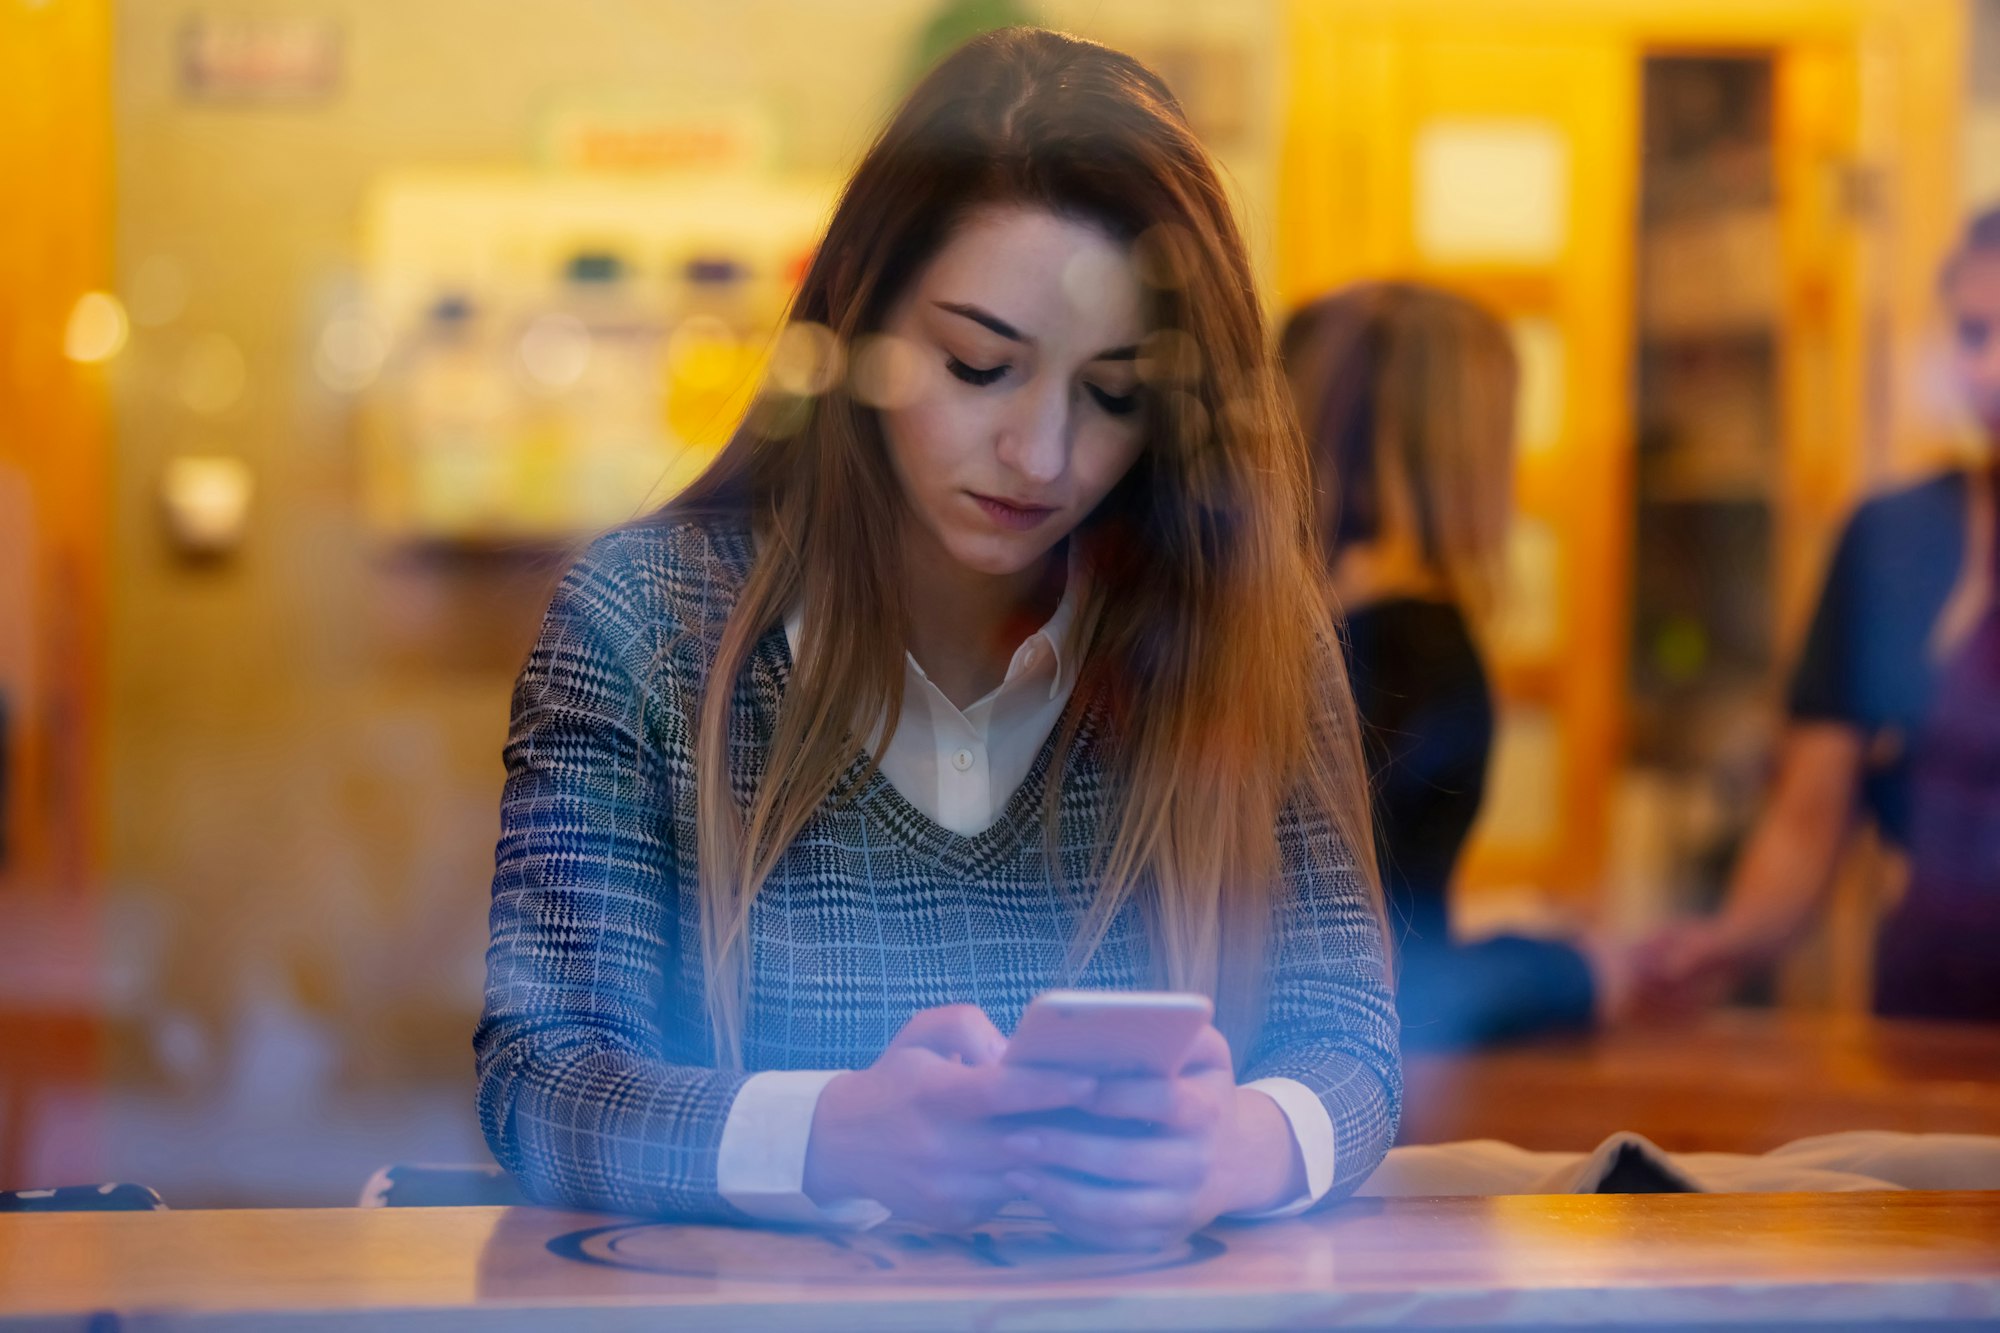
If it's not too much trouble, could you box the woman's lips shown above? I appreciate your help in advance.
[970,492,1057,531]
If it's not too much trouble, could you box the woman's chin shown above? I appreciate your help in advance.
[940,528,1062,581]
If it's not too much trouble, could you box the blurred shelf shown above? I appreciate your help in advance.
[1638,207,1781,337]
[1637,478,1775,504]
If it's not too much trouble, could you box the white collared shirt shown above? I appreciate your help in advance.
[790,569,1083,838]
[715,572,1336,1226]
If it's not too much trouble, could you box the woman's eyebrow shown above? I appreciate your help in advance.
[933,301,1139,362]
[935,301,1027,342]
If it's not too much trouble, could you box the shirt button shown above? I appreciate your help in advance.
[952,748,974,772]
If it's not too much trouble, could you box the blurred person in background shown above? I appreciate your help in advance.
[1636,205,2000,1022]
[1282,282,1624,1049]
[475,28,1401,1251]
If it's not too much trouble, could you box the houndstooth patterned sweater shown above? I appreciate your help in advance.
[474,516,1401,1220]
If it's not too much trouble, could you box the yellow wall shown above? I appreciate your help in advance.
[0,0,112,895]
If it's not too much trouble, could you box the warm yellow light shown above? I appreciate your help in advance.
[160,455,255,555]
[64,291,130,363]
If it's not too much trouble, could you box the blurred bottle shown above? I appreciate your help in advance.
[534,251,670,528]
[662,254,764,492]
[400,293,515,538]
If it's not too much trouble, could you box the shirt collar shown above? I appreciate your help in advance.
[1027,542,1086,702]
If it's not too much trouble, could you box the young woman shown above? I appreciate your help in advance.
[1637,206,2000,1020]
[475,28,1399,1250]
[1281,283,1614,1048]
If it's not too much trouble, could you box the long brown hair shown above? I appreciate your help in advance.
[666,27,1383,1065]
[1281,282,1519,623]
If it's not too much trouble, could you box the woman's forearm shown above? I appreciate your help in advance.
[1716,723,1866,960]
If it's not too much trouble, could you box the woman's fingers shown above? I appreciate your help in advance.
[904,1168,1022,1229]
[1005,1168,1193,1249]
[1086,1070,1225,1129]
[932,1062,1097,1118]
[1002,1124,1207,1188]
[892,1003,1008,1064]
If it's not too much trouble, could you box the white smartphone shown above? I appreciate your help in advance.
[1003,989,1214,1078]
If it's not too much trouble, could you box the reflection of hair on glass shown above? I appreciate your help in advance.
[1280,283,1520,623]
[1941,203,2000,291]
[660,27,1385,1065]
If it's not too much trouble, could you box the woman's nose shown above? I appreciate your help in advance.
[994,384,1071,486]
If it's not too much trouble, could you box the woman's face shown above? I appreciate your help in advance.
[874,205,1149,581]
[1948,249,2000,445]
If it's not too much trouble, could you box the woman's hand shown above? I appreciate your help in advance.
[802,1004,1098,1230]
[1628,916,1769,1018]
[999,1025,1306,1251]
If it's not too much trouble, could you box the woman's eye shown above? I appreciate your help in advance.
[945,356,1007,386]
[1086,383,1141,416]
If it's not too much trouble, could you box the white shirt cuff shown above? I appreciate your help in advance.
[1227,1077,1336,1219]
[716,1069,891,1229]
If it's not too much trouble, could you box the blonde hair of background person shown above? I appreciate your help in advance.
[1279,282,1516,624]
[1281,285,1630,1041]
[1633,206,2000,1015]
[476,27,1400,1251]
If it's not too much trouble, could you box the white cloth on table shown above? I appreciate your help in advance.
[1356,1131,2000,1196]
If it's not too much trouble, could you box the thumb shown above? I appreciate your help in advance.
[892,1003,1007,1064]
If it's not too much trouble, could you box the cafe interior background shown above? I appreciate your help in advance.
[1,0,1995,1206]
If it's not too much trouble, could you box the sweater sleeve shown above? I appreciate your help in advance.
[1237,797,1403,1203]
[474,534,753,1219]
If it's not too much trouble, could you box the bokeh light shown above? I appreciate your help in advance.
[1139,328,1202,388]
[848,334,925,410]
[314,307,390,394]
[63,291,129,363]
[766,320,844,398]
[517,313,591,391]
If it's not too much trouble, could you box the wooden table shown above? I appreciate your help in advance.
[2,1192,1997,1330]
[1402,1009,2000,1154]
